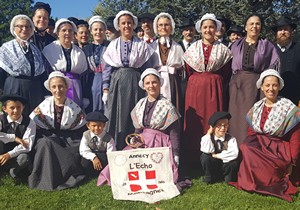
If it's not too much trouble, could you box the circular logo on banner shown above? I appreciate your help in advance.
[114,154,127,166]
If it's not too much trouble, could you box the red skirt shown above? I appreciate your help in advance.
[183,72,225,166]
[230,134,298,202]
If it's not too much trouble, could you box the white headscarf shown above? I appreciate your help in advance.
[54,18,77,33]
[256,69,284,90]
[10,15,34,40]
[153,12,175,35]
[113,10,138,31]
[138,68,164,89]
[88,15,107,31]
[195,13,222,33]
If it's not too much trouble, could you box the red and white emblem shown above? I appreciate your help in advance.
[128,170,158,192]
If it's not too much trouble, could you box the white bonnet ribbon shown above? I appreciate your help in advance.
[157,66,175,101]
[159,36,171,48]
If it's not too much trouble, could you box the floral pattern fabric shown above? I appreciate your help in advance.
[30,96,86,130]
[131,95,179,131]
[247,97,300,137]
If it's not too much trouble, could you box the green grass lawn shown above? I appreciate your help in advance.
[0,173,299,210]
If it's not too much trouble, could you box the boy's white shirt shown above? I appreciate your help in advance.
[79,130,115,161]
[200,133,239,163]
[0,115,36,158]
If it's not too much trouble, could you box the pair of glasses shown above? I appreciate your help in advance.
[14,25,32,30]
[216,124,229,129]
[158,23,170,28]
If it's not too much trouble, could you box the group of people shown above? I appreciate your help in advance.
[0,1,300,203]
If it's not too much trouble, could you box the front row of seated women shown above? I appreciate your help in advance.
[0,69,299,202]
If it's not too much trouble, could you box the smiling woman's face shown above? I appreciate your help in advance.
[14,19,33,40]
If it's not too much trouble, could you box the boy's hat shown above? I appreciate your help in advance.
[86,111,108,122]
[0,94,27,105]
[208,111,231,127]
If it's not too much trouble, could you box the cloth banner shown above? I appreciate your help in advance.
[107,147,180,203]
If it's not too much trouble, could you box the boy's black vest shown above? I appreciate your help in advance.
[0,113,30,138]
[83,130,112,152]
[211,133,231,154]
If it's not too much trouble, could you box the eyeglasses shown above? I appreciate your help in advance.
[158,23,171,28]
[14,25,32,30]
[216,123,229,129]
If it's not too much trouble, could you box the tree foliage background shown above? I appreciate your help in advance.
[1,0,300,45]
[0,0,34,45]
[94,0,300,40]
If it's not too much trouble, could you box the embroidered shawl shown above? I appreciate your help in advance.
[30,96,86,130]
[131,95,179,131]
[42,40,88,74]
[231,38,280,74]
[182,40,232,72]
[247,97,300,137]
[103,37,154,68]
[150,39,184,69]
[0,39,45,76]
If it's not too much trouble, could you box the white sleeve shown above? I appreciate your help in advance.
[7,119,36,158]
[0,132,16,143]
[200,134,215,154]
[79,135,96,161]
[107,138,116,152]
[216,137,239,163]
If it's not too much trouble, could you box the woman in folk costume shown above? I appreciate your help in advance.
[42,18,88,108]
[182,13,232,167]
[0,15,47,115]
[29,71,86,191]
[98,69,191,190]
[102,10,154,150]
[149,12,185,113]
[228,14,280,145]
[82,16,110,112]
[230,69,300,202]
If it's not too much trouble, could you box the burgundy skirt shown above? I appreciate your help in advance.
[183,72,225,166]
[230,134,298,202]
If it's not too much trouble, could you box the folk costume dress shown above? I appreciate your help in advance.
[182,40,232,166]
[150,39,185,113]
[102,37,154,150]
[0,39,46,115]
[97,95,180,185]
[230,97,300,202]
[83,40,110,112]
[42,40,88,108]
[229,38,280,144]
[29,96,86,191]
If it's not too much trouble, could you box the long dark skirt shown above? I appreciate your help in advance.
[228,71,263,145]
[92,72,104,112]
[28,129,85,191]
[3,75,45,115]
[104,68,145,150]
[168,73,184,115]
